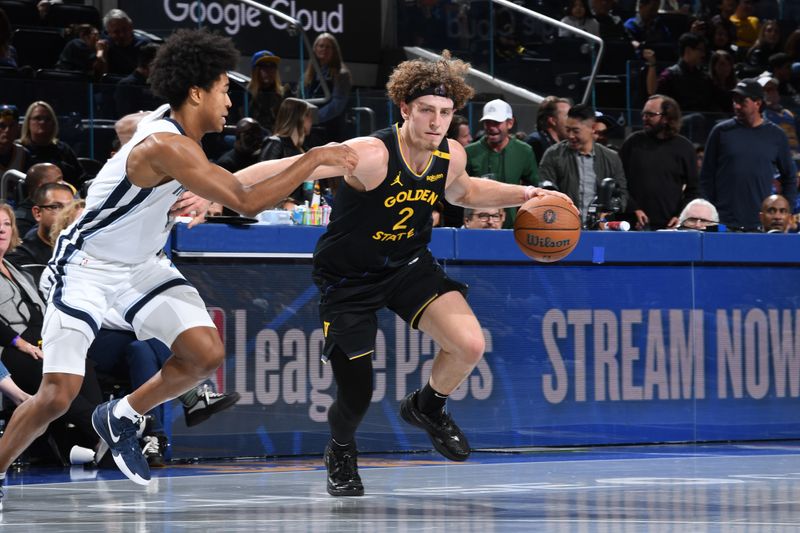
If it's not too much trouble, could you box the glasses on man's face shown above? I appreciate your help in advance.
[474,212,502,222]
[0,122,14,130]
[37,203,66,212]
[680,217,717,229]
[641,111,664,119]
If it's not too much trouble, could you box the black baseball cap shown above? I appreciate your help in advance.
[731,78,764,100]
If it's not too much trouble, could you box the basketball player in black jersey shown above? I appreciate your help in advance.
[237,52,575,496]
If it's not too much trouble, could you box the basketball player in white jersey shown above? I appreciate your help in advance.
[0,28,357,498]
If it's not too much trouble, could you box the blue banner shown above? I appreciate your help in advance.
[169,258,800,459]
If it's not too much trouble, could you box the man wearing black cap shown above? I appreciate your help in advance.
[700,78,797,231]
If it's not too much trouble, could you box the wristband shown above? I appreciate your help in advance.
[11,335,20,348]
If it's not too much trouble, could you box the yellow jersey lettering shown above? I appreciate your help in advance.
[426,173,444,182]
[383,190,439,208]
[371,228,416,241]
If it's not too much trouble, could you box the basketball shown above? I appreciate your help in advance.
[514,196,581,262]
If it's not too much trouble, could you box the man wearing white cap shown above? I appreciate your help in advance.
[465,99,538,228]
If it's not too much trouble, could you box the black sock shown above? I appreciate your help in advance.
[416,382,448,415]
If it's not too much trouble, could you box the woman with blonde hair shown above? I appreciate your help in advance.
[259,98,317,204]
[19,101,84,187]
[247,49,287,132]
[302,33,352,142]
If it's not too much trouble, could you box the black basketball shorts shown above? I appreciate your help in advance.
[315,250,468,361]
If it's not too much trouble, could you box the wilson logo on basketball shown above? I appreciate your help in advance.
[543,209,557,224]
[526,235,571,248]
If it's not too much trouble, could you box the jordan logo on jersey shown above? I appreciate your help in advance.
[390,172,403,187]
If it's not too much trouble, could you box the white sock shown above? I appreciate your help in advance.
[112,396,142,421]
[0,472,5,481]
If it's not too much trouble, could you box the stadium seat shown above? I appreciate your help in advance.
[12,28,65,69]
[0,0,39,27]
[44,3,101,29]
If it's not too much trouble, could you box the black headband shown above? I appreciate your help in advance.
[405,83,450,103]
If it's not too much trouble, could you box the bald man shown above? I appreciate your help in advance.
[759,194,795,233]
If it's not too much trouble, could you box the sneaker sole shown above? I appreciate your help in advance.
[91,410,151,486]
[326,484,365,497]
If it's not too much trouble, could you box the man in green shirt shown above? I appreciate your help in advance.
[465,99,539,228]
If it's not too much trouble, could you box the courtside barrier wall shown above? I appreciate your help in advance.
[167,225,800,459]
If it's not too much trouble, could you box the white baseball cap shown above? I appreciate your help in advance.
[480,99,513,122]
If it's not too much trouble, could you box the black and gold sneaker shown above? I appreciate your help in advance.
[399,390,470,461]
[324,440,364,497]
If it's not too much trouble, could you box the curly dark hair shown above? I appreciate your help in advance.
[149,29,239,108]
[386,51,474,110]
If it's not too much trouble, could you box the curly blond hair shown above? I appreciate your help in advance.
[386,51,474,110]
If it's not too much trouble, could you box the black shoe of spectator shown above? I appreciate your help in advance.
[324,440,364,497]
[183,385,241,427]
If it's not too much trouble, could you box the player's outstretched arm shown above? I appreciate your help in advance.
[234,136,387,189]
[134,134,358,217]
[444,140,576,212]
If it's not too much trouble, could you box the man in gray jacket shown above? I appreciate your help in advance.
[538,104,628,228]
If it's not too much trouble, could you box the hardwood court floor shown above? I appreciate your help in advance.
[2,442,800,532]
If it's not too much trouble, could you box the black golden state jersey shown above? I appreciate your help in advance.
[313,124,450,281]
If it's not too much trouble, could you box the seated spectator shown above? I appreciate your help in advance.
[0,359,29,406]
[0,105,29,175]
[760,74,800,167]
[463,207,505,229]
[707,16,738,56]
[700,78,796,231]
[247,50,288,133]
[6,182,74,283]
[100,8,150,77]
[619,95,699,230]
[624,0,672,50]
[216,117,265,174]
[259,98,317,205]
[677,198,719,229]
[743,19,781,76]
[55,24,107,79]
[0,7,15,68]
[560,0,600,37]
[0,203,105,463]
[303,33,352,143]
[465,99,539,228]
[447,114,473,147]
[656,33,717,112]
[19,101,85,187]
[758,193,795,232]
[114,43,162,117]
[767,53,800,112]
[710,50,738,112]
[591,0,630,42]
[538,103,628,227]
[13,163,63,236]
[527,96,571,163]
[729,0,760,50]
[784,29,800,64]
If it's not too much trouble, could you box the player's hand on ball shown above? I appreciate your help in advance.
[524,186,579,216]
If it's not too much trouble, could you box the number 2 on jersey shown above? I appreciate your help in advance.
[393,207,414,231]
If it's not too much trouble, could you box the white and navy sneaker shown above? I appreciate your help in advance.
[91,399,151,485]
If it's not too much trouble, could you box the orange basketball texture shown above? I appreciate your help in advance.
[514,196,581,262]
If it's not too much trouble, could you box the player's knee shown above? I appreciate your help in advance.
[37,382,79,418]
[196,340,225,377]
[458,331,485,365]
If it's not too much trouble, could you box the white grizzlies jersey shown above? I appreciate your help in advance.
[55,105,187,265]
